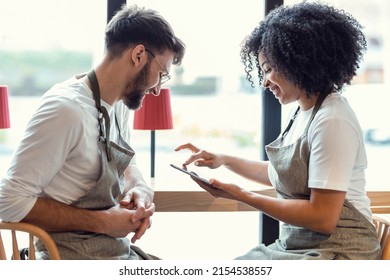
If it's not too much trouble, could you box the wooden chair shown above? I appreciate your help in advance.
[0,221,60,260]
[372,215,390,260]
[367,191,390,214]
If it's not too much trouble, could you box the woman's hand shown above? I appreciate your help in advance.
[175,143,224,169]
[191,176,246,202]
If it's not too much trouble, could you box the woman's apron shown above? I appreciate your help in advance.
[236,96,380,260]
[36,70,156,260]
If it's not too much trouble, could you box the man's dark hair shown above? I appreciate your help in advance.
[105,5,185,65]
[241,2,367,97]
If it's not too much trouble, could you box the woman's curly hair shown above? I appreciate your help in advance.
[240,2,367,97]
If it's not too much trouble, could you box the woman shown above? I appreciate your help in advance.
[175,2,380,260]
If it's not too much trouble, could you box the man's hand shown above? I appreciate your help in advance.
[119,186,155,243]
[21,197,153,241]
[100,203,154,240]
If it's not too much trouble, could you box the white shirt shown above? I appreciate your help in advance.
[0,75,138,222]
[282,92,372,220]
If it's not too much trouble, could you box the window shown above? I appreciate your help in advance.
[129,0,264,189]
[3,0,387,260]
[0,0,105,162]
[129,0,265,259]
[0,0,265,259]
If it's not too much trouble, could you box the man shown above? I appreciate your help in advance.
[0,5,185,259]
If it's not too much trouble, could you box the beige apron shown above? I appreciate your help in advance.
[236,95,380,260]
[36,71,157,259]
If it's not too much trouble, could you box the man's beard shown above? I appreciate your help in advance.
[123,62,150,110]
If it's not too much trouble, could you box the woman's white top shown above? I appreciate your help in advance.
[280,92,372,221]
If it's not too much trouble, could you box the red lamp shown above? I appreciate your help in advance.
[133,88,173,179]
[0,85,11,129]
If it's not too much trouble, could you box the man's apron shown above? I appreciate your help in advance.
[36,71,157,259]
[236,95,380,260]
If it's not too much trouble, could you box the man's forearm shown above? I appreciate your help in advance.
[21,197,104,233]
[125,165,154,196]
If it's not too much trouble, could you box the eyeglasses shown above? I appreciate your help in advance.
[145,48,171,85]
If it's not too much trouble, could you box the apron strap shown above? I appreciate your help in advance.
[281,106,300,140]
[303,92,328,134]
[281,92,329,140]
[87,70,111,161]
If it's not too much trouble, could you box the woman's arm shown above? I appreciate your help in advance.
[175,143,272,186]
[197,178,346,235]
[242,187,346,234]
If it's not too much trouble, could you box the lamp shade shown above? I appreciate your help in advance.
[133,88,173,130]
[0,85,11,129]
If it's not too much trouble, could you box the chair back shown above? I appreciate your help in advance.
[0,222,60,260]
[372,215,390,260]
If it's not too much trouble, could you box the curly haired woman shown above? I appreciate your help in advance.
[175,2,380,259]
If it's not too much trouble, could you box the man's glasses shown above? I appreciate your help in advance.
[145,48,171,85]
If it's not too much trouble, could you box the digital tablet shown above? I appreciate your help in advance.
[170,164,215,187]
